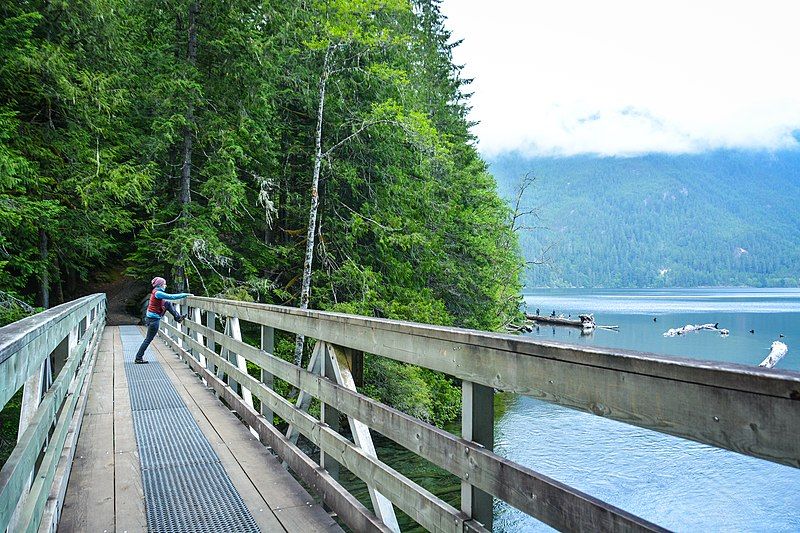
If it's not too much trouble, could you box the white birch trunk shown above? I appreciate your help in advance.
[293,46,331,367]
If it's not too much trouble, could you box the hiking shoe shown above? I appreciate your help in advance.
[134,359,149,364]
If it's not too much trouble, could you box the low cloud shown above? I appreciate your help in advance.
[441,0,800,157]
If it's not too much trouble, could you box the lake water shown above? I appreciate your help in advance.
[499,288,800,532]
[341,289,800,532]
[522,288,800,370]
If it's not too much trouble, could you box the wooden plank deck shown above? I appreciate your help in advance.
[60,326,342,532]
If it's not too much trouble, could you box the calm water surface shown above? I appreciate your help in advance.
[343,289,800,532]
[499,288,800,532]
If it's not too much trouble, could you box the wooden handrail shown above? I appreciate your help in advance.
[162,297,800,531]
[0,294,104,408]
[166,296,800,530]
[162,317,664,532]
[186,296,800,467]
[0,294,106,532]
[157,296,800,532]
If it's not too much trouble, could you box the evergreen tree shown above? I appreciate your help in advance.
[0,0,525,425]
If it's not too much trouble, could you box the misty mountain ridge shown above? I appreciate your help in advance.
[489,150,800,288]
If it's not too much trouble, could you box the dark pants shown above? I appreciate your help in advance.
[135,304,182,362]
[164,301,180,320]
[135,316,161,361]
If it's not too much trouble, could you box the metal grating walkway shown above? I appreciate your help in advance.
[119,325,260,533]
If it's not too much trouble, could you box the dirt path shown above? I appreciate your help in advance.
[92,270,147,326]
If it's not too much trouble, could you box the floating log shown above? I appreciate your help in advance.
[759,341,788,368]
[526,313,596,329]
[506,323,534,333]
[663,323,729,337]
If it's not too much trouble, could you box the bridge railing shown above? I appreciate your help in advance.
[159,296,800,533]
[0,294,105,532]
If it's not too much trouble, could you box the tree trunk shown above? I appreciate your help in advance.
[279,155,288,244]
[38,228,49,309]
[66,266,77,296]
[175,1,199,292]
[293,46,331,367]
[53,254,64,305]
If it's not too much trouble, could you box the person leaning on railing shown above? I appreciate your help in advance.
[134,276,192,364]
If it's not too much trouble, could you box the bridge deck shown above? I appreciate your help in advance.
[59,325,341,532]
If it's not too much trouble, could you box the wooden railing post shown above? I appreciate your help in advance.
[191,307,204,366]
[285,342,324,446]
[461,380,494,530]
[321,345,341,480]
[10,349,52,530]
[223,317,253,408]
[260,325,274,424]
[326,343,400,533]
[184,305,195,359]
[175,304,184,348]
[205,310,217,374]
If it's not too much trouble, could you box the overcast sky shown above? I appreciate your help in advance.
[439,1,800,157]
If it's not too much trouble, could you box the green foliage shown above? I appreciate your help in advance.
[0,389,23,468]
[363,356,460,426]
[491,151,800,288]
[0,291,37,328]
[0,0,154,297]
[0,306,33,328]
[0,0,523,426]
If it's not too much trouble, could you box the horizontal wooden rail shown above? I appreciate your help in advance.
[0,294,105,532]
[158,324,396,533]
[158,296,800,532]
[177,318,661,532]
[161,321,483,533]
[187,296,800,468]
[0,295,103,409]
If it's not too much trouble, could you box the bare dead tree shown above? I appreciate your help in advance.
[507,171,557,268]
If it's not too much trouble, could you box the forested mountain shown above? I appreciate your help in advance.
[490,150,800,288]
[0,0,523,424]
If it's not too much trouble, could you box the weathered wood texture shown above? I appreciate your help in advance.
[157,327,384,533]
[110,326,147,532]
[39,326,105,532]
[0,294,105,532]
[326,344,400,532]
[760,341,789,369]
[0,294,104,409]
[61,327,132,533]
[187,297,800,468]
[61,326,345,533]
[162,320,659,532]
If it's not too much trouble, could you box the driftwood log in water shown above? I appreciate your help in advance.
[663,323,729,337]
[759,341,788,368]
[526,313,596,328]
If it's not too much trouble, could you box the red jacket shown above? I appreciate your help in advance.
[147,288,167,316]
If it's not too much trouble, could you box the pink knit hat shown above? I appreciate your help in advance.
[151,276,166,288]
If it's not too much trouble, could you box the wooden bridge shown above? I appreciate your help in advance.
[1,294,798,532]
